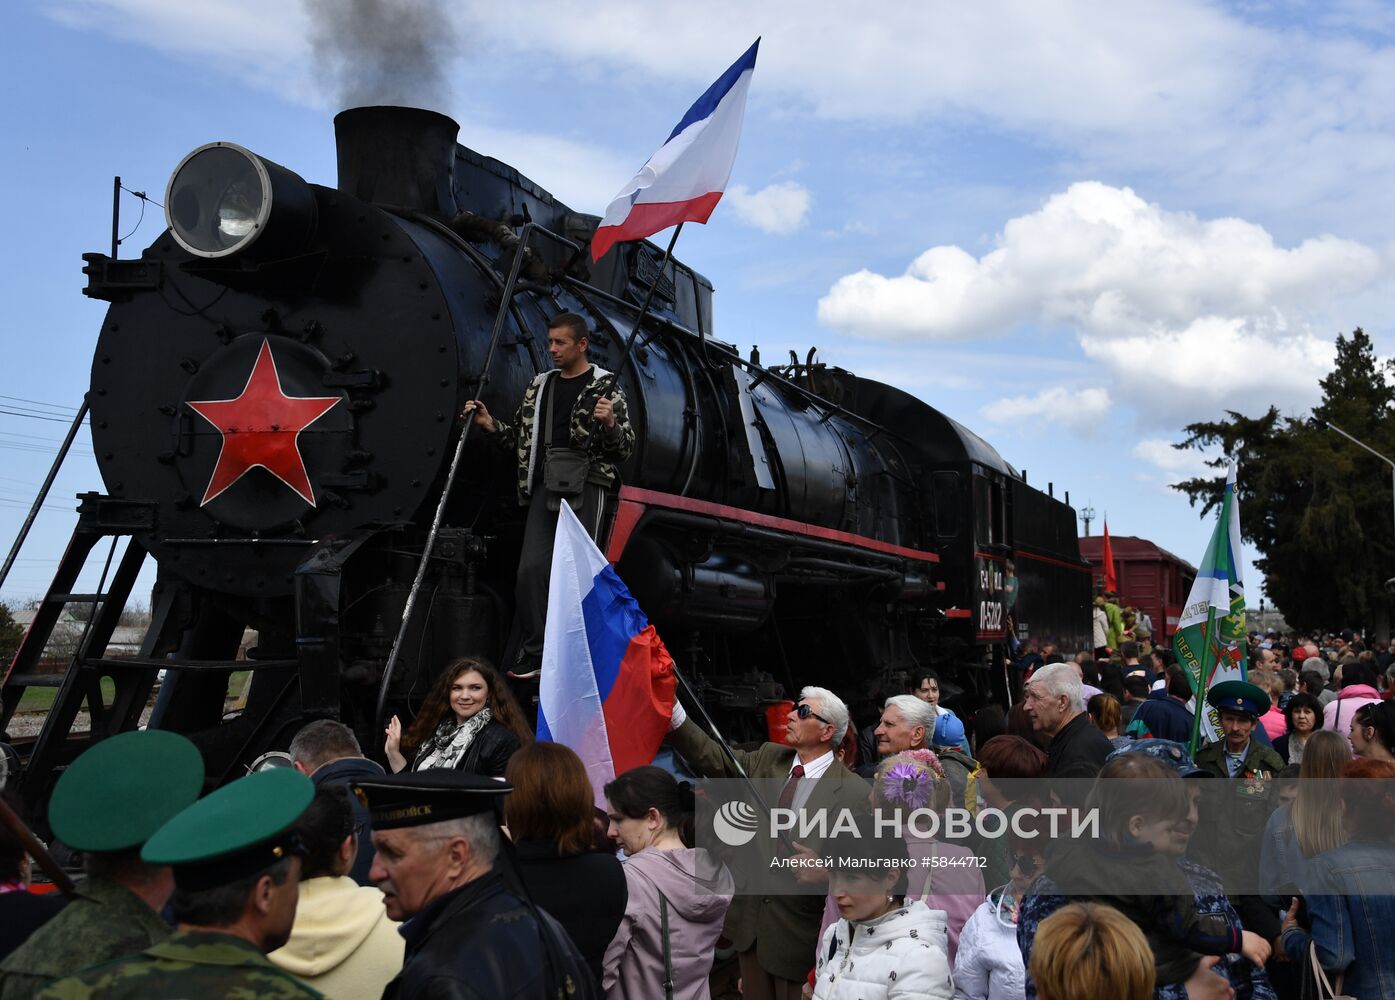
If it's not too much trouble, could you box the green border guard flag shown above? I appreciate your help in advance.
[1174,461,1248,754]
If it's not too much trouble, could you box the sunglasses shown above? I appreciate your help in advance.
[795,703,831,725]
[1009,851,1042,875]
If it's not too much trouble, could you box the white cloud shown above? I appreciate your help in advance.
[462,125,629,213]
[819,182,1383,341]
[724,182,811,234]
[980,386,1111,432]
[817,182,1386,419]
[1133,438,1221,477]
[42,1,1395,237]
[1079,317,1336,414]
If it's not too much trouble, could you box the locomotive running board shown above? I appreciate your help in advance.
[605,486,940,566]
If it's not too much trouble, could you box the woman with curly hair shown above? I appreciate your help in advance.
[383,657,531,775]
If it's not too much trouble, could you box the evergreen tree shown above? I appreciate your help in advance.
[1172,329,1395,637]
[0,601,24,664]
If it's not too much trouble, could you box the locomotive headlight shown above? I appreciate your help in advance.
[165,141,316,260]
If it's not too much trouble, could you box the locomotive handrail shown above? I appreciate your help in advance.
[0,397,90,593]
[373,220,581,728]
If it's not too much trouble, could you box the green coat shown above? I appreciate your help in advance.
[491,366,635,503]
[1191,738,1285,885]
[0,876,170,1000]
[668,719,871,983]
[1104,601,1125,650]
[36,930,323,999]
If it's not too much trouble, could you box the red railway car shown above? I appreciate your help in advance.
[1078,535,1197,641]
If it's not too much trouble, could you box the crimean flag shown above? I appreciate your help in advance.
[1172,461,1248,752]
[590,39,759,261]
[536,502,677,803]
[1101,519,1118,594]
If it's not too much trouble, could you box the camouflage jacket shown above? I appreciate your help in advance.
[490,366,634,503]
[36,929,323,999]
[0,876,170,1000]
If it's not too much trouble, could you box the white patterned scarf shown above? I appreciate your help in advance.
[413,706,493,771]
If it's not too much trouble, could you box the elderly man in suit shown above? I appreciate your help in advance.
[667,686,870,1000]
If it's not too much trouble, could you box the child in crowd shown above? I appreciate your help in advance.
[1044,754,1271,987]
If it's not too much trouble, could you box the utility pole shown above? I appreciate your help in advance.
[1080,504,1096,536]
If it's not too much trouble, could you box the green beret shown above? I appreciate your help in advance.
[142,768,313,891]
[1206,679,1270,719]
[49,730,204,852]
[351,770,510,830]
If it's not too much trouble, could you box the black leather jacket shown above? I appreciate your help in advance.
[383,869,598,1000]
[410,719,521,779]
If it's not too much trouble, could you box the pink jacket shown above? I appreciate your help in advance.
[1258,707,1287,741]
[1325,685,1381,748]
[602,847,734,1000]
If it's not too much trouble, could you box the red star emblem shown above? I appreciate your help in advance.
[186,339,341,507]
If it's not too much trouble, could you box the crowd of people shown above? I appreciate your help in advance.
[1,627,1394,999]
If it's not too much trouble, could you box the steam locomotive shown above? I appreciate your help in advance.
[0,107,1089,801]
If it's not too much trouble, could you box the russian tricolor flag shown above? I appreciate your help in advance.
[590,39,760,262]
[536,502,677,802]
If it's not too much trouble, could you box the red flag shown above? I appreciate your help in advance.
[1102,520,1118,594]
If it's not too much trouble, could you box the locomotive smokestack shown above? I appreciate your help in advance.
[334,106,459,218]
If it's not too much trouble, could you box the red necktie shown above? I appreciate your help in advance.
[778,764,805,810]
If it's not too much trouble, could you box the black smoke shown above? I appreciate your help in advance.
[303,0,458,111]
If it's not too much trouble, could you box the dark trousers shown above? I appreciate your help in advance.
[514,483,611,660]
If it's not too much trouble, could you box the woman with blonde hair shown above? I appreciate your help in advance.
[1086,693,1130,751]
[1029,902,1155,1000]
[1259,729,1350,902]
[383,657,531,775]
[1280,759,1395,998]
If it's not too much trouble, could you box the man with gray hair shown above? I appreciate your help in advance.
[667,686,869,1000]
[289,720,384,886]
[1023,662,1113,780]
[352,771,595,999]
[874,694,935,757]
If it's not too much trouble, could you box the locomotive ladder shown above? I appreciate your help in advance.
[0,495,150,793]
[1,494,303,806]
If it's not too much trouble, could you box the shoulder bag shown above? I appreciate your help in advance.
[541,375,590,512]
[659,890,674,1000]
[1309,941,1354,1000]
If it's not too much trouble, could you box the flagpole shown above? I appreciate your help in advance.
[672,661,803,853]
[1188,606,1218,756]
[598,223,684,398]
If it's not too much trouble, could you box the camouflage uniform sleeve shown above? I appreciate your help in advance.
[489,394,527,454]
[598,386,635,463]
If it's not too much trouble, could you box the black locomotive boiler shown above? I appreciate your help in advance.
[0,107,1088,801]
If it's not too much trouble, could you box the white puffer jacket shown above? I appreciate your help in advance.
[813,900,954,1000]
[951,886,1025,1000]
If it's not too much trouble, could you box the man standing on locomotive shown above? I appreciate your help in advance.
[463,312,634,675]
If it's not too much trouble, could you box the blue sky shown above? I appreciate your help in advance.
[5,0,1395,616]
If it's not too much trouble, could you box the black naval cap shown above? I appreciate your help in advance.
[142,768,314,891]
[48,730,204,853]
[351,770,511,830]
